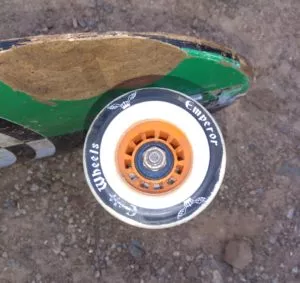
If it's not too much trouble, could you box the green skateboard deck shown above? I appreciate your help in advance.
[0,32,253,167]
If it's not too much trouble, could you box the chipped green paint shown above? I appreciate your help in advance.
[183,48,241,68]
[0,47,251,138]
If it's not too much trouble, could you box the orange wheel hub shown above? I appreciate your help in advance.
[116,120,192,195]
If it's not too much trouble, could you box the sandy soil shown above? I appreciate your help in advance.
[0,0,299,282]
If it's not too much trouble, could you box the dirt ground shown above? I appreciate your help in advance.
[0,0,299,282]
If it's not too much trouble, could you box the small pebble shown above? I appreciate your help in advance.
[212,270,223,283]
[186,255,193,261]
[3,199,18,209]
[14,184,21,191]
[72,17,78,29]
[292,266,298,274]
[262,273,269,280]
[30,184,39,192]
[287,208,295,219]
[7,259,20,268]
[256,188,264,194]
[21,189,29,195]
[52,248,61,255]
[224,239,253,270]
[56,233,65,244]
[173,251,180,257]
[95,271,100,278]
[52,182,62,193]
[101,3,114,13]
[257,215,264,221]
[269,235,277,244]
[0,225,8,233]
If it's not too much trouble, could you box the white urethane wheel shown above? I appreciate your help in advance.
[83,88,226,229]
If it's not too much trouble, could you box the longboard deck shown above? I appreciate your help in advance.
[0,32,253,167]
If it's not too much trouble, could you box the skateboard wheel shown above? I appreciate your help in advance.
[83,88,226,229]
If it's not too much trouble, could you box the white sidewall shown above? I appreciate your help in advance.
[100,101,210,209]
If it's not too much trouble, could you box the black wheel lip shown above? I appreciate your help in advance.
[83,87,226,229]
